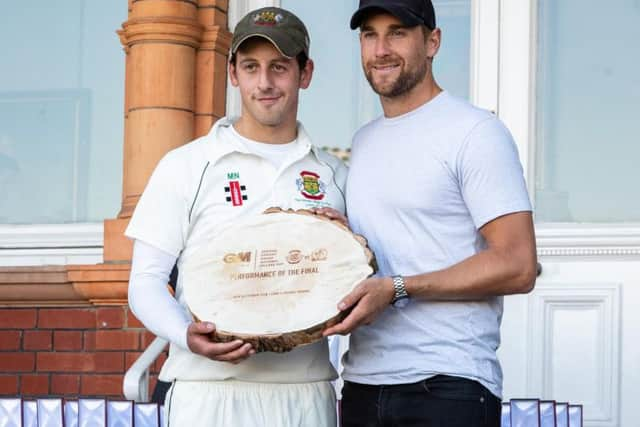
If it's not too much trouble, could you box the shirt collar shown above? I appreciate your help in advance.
[206,117,324,166]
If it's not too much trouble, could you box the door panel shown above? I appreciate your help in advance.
[500,257,640,426]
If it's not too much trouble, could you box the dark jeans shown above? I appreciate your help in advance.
[151,379,172,404]
[341,375,501,427]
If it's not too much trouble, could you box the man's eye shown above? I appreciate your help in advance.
[390,30,405,37]
[273,64,286,72]
[362,32,376,39]
[244,64,257,72]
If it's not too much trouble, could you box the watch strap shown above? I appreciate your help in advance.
[391,275,409,304]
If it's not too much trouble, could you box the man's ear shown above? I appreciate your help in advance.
[299,58,314,90]
[426,28,441,59]
[229,61,239,87]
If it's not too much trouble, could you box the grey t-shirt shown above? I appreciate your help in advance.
[343,91,532,398]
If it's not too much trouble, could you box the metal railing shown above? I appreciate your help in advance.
[122,337,168,402]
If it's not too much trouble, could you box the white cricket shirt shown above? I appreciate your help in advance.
[126,117,347,383]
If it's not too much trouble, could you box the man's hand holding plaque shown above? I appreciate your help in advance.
[186,321,255,364]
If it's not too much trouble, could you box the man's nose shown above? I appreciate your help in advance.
[257,69,274,91]
[374,37,391,57]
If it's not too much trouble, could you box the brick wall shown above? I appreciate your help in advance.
[0,307,167,399]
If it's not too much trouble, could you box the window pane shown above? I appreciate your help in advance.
[280,0,471,150]
[280,0,373,150]
[0,1,126,224]
[535,0,640,223]
[432,0,471,100]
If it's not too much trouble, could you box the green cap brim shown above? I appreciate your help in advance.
[231,31,306,59]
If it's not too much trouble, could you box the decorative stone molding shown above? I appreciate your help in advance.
[0,265,129,307]
[538,247,640,257]
[536,225,640,258]
[68,265,130,306]
[120,16,204,48]
[199,24,232,53]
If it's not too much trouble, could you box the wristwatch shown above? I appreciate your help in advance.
[391,275,409,307]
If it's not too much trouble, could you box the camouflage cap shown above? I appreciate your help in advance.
[231,7,310,58]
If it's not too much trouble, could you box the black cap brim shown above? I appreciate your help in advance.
[350,5,423,30]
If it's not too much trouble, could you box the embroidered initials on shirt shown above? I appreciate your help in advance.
[225,181,248,206]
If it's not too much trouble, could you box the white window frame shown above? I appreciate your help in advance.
[0,223,103,266]
[0,2,124,267]
[497,0,640,253]
[470,0,499,113]
[0,91,105,266]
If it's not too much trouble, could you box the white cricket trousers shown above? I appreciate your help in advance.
[163,380,337,427]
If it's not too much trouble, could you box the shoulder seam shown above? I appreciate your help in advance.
[188,161,210,223]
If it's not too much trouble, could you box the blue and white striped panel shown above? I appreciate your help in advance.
[510,399,541,427]
[107,401,133,427]
[78,399,106,427]
[36,399,64,427]
[568,405,583,427]
[159,405,165,427]
[64,401,78,427]
[555,402,569,427]
[539,401,556,427]
[501,401,511,427]
[0,398,21,427]
[23,400,37,427]
[134,403,159,427]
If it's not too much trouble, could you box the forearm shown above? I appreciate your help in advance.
[403,211,537,300]
[128,240,192,350]
[404,246,537,300]
[324,213,538,337]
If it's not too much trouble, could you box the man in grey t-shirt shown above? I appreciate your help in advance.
[321,1,538,425]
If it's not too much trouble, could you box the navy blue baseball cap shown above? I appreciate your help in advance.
[350,0,436,30]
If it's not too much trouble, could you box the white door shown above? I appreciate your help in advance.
[495,1,640,426]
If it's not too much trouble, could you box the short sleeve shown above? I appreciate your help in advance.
[125,153,189,257]
[457,117,532,229]
[334,161,348,195]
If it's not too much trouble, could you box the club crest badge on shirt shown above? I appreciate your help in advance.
[296,170,326,200]
[225,172,248,207]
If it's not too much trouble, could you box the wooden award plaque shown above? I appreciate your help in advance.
[181,208,374,353]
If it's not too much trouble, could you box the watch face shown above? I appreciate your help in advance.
[393,297,410,308]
